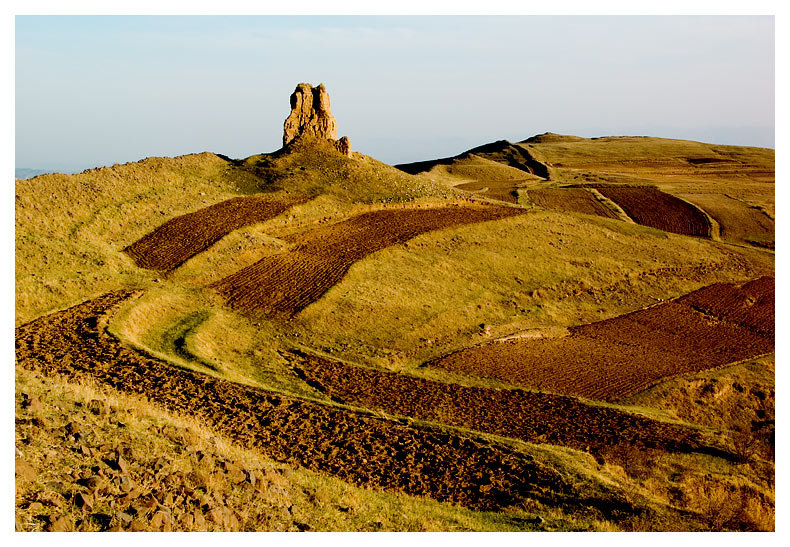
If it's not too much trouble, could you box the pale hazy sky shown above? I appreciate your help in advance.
[15,14,775,171]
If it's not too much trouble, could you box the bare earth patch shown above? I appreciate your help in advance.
[288,351,725,463]
[124,195,306,271]
[429,277,774,402]
[595,187,712,237]
[212,204,525,316]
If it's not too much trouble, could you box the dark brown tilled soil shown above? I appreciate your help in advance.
[288,351,721,463]
[431,277,774,402]
[676,276,774,336]
[595,187,712,237]
[212,204,526,317]
[124,195,306,271]
[14,292,635,515]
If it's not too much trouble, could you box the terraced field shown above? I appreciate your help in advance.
[430,277,774,402]
[527,188,620,219]
[124,195,306,271]
[212,204,525,316]
[14,291,637,516]
[595,187,712,237]
[288,351,722,463]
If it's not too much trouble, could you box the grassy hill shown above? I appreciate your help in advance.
[398,134,774,247]
[15,135,774,531]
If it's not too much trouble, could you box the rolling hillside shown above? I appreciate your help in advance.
[397,134,774,248]
[15,134,774,531]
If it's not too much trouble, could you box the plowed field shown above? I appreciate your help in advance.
[212,204,525,316]
[16,292,636,514]
[527,188,620,219]
[595,187,712,237]
[289,351,718,462]
[677,193,774,248]
[430,277,774,402]
[677,276,774,335]
[124,195,304,271]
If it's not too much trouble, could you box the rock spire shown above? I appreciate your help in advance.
[282,83,351,156]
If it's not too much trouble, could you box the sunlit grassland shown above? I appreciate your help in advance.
[15,136,775,531]
[239,137,456,204]
[526,136,775,216]
[416,154,543,186]
[295,209,773,370]
[14,153,244,324]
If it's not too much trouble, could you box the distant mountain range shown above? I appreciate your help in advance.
[16,167,86,180]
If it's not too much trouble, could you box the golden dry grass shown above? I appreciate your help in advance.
[525,135,774,216]
[15,135,775,531]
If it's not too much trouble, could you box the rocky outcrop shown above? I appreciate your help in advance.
[283,83,351,156]
[334,136,351,157]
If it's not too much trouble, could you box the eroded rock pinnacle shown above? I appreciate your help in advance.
[283,83,351,156]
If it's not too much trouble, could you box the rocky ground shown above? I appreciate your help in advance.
[15,369,310,532]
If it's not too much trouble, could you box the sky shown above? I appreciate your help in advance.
[14,14,776,172]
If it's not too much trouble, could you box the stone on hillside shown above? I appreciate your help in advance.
[73,492,94,511]
[178,512,195,529]
[47,515,74,532]
[245,469,257,488]
[335,135,352,156]
[116,510,133,525]
[196,451,215,468]
[192,511,206,530]
[38,491,65,508]
[128,520,148,532]
[119,473,134,493]
[116,454,129,474]
[150,510,172,532]
[282,83,351,157]
[87,399,108,416]
[221,460,246,484]
[21,393,43,412]
[15,457,38,481]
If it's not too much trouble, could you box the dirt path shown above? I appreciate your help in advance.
[454,179,532,203]
[15,291,636,515]
[212,204,525,316]
[430,277,774,402]
[527,188,620,219]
